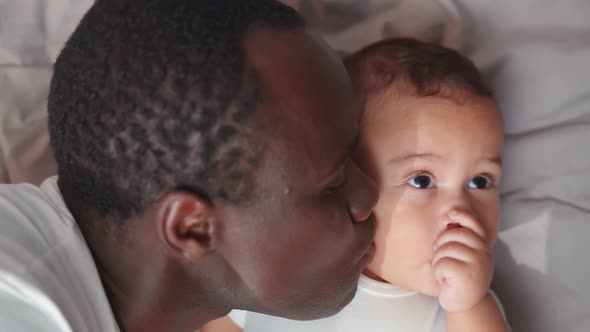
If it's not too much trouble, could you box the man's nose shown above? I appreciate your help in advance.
[346,160,378,223]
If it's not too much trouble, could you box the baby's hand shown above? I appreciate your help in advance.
[432,209,493,313]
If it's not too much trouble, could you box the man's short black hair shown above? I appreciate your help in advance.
[48,0,304,222]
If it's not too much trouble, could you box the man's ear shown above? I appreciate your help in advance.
[157,191,219,262]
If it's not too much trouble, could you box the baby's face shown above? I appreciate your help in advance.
[355,93,503,296]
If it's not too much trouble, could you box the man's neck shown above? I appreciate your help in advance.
[59,181,231,332]
[77,218,227,332]
[102,273,224,332]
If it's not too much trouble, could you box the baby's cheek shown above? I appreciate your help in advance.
[368,187,438,281]
[365,212,401,281]
[366,244,387,277]
[401,188,437,206]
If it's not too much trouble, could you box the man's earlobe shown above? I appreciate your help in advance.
[159,192,218,262]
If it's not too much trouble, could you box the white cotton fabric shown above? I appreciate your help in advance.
[229,274,507,332]
[0,177,120,332]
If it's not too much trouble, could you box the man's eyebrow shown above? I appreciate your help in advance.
[388,153,441,165]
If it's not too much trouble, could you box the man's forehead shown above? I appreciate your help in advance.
[243,26,353,106]
[243,26,359,179]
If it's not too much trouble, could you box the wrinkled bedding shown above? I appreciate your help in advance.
[1,0,589,331]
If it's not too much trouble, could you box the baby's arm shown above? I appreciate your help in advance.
[199,316,242,332]
[446,292,508,332]
[432,209,509,332]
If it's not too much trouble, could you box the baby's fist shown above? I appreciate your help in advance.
[432,209,494,312]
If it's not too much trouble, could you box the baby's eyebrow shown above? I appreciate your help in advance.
[483,156,503,166]
[388,153,441,165]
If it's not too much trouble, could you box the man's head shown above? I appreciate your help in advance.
[346,39,503,295]
[49,0,377,322]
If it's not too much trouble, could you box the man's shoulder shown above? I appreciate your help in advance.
[0,179,66,252]
[0,177,67,220]
[0,178,120,332]
[0,177,75,281]
[0,181,48,211]
[0,179,75,332]
[0,271,74,332]
[0,177,67,224]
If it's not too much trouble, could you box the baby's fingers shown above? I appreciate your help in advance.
[448,209,487,241]
[432,256,466,286]
[433,227,488,252]
[432,241,479,267]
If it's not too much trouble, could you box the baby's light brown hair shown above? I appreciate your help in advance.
[344,38,493,103]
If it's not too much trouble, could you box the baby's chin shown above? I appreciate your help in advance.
[420,281,441,297]
[413,269,442,297]
[366,268,441,297]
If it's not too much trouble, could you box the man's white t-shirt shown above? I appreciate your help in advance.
[230,274,507,332]
[0,177,120,332]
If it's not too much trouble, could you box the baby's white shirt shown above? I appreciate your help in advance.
[229,274,506,332]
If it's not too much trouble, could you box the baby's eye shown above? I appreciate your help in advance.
[468,175,493,189]
[407,174,434,189]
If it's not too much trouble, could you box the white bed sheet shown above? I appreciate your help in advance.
[1,0,589,331]
[0,0,92,184]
